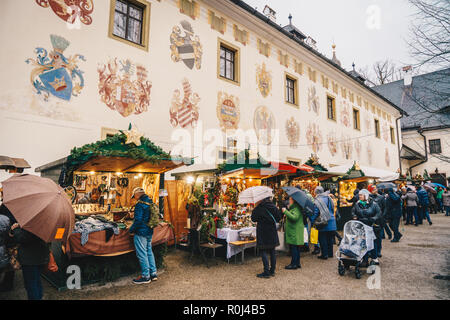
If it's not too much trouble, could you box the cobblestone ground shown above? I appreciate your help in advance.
[1,215,449,300]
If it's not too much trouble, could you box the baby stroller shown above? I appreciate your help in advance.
[336,220,376,279]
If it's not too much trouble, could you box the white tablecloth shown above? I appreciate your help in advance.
[216,227,257,259]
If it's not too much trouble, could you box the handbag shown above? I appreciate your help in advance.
[8,247,20,271]
[47,251,58,273]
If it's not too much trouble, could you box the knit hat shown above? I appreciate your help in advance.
[131,187,145,199]
[359,189,370,200]
[367,184,377,193]
[315,186,324,195]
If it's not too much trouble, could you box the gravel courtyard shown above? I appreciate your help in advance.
[2,215,449,300]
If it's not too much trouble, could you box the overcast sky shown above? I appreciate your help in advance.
[243,0,415,73]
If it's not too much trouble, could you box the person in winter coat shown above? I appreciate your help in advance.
[9,223,49,300]
[129,187,158,285]
[310,186,337,260]
[0,205,16,293]
[443,188,450,216]
[346,189,360,208]
[251,197,282,278]
[368,185,388,258]
[427,188,437,214]
[416,185,432,225]
[385,188,404,242]
[281,198,304,270]
[402,188,419,225]
[436,187,444,213]
[352,189,382,265]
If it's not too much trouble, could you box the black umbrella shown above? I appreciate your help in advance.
[282,187,315,217]
[376,182,396,190]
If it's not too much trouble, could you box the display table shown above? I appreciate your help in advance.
[66,223,174,257]
[216,227,256,259]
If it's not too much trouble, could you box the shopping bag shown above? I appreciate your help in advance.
[303,227,309,244]
[310,227,319,245]
[276,231,289,252]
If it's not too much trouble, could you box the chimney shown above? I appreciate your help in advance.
[263,5,277,23]
[403,66,413,86]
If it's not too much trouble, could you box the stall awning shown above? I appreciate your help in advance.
[270,162,314,174]
[293,170,344,182]
[330,164,399,182]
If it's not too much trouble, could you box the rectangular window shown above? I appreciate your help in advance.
[218,39,240,85]
[327,96,336,121]
[390,127,396,144]
[109,0,150,51]
[374,119,380,138]
[429,139,442,154]
[353,108,360,130]
[179,0,199,20]
[285,74,298,106]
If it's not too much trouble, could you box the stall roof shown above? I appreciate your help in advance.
[293,170,345,182]
[219,167,290,180]
[330,164,399,182]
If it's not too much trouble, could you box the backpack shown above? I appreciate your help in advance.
[138,200,161,229]
[314,197,331,228]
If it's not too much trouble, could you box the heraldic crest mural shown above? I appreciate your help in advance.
[170,78,200,129]
[35,0,94,25]
[98,58,152,118]
[306,123,323,154]
[256,63,272,98]
[170,20,203,70]
[286,117,300,149]
[217,92,240,131]
[26,34,86,102]
[308,86,320,115]
[254,106,276,145]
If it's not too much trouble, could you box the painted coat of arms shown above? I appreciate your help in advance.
[306,123,323,154]
[36,0,94,25]
[286,117,300,149]
[308,86,320,115]
[340,135,353,160]
[217,92,240,131]
[340,100,351,128]
[327,132,338,156]
[354,138,362,158]
[254,106,276,145]
[170,21,203,70]
[26,34,85,101]
[256,63,272,98]
[170,79,200,129]
[98,58,152,118]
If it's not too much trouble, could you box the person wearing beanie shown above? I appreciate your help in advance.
[352,189,382,265]
[310,186,337,260]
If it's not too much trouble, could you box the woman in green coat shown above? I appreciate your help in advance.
[282,197,304,270]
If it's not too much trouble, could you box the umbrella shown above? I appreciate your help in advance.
[238,186,273,204]
[376,182,396,190]
[423,184,437,194]
[427,182,446,189]
[2,174,75,243]
[282,187,315,216]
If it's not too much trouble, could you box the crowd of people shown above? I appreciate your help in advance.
[250,183,449,279]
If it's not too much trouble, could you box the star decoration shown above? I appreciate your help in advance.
[122,127,143,146]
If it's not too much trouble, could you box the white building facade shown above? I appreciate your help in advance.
[0,0,403,181]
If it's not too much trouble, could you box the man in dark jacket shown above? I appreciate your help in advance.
[9,223,49,300]
[129,187,157,284]
[416,186,432,225]
[251,197,282,278]
[385,189,403,242]
[368,185,387,257]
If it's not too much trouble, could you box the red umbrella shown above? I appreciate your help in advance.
[2,174,75,242]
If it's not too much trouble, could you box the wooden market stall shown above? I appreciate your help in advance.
[36,129,192,289]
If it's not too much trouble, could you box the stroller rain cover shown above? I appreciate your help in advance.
[338,220,376,260]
